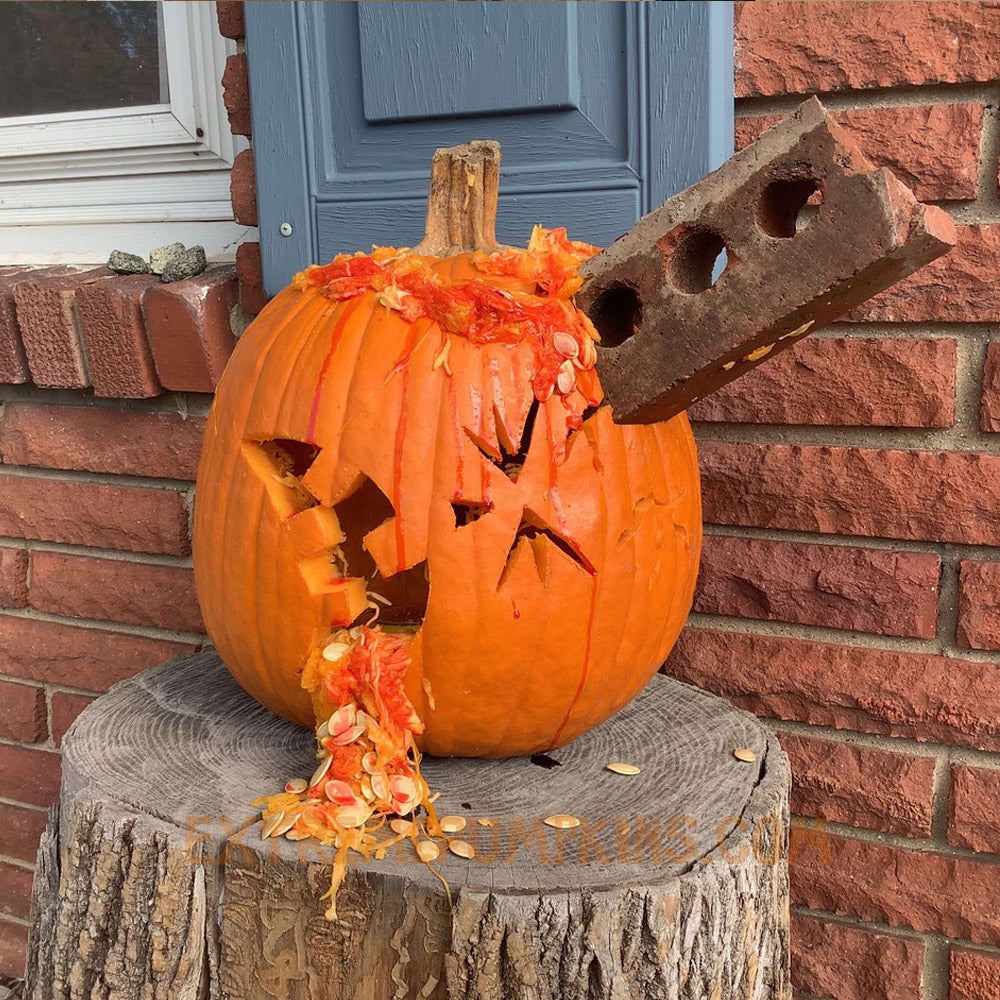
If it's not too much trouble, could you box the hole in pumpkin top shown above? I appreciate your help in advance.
[661,226,731,294]
[333,476,429,628]
[757,177,822,238]
[586,283,642,348]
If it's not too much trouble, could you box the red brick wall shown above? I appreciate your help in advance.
[663,3,1000,999]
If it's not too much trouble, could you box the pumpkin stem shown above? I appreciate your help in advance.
[414,140,502,255]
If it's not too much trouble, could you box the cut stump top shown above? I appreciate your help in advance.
[62,650,787,894]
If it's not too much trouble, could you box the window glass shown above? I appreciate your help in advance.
[0,1,167,119]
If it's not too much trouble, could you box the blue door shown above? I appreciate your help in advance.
[245,1,733,295]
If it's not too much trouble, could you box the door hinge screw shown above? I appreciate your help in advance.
[279,222,293,237]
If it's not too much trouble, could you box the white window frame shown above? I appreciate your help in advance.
[0,1,255,263]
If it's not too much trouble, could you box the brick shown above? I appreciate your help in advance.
[790,911,922,1000]
[231,148,257,226]
[51,691,95,748]
[780,731,934,837]
[957,561,1000,652]
[736,105,982,203]
[981,343,1000,432]
[74,274,162,397]
[0,744,60,809]
[735,1,1000,97]
[700,441,1000,546]
[0,802,47,864]
[142,267,238,392]
[847,225,1000,324]
[0,403,205,481]
[216,0,244,38]
[0,268,33,384]
[236,241,267,315]
[30,551,203,633]
[0,473,190,555]
[0,614,197,692]
[0,548,28,608]
[0,917,27,980]
[951,947,1000,1000]
[689,336,955,427]
[0,863,33,921]
[948,765,1000,854]
[0,680,46,744]
[666,627,1000,751]
[222,52,251,136]
[790,826,1000,945]
[695,536,940,638]
[11,267,109,388]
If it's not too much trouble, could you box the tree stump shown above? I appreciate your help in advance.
[26,650,790,1000]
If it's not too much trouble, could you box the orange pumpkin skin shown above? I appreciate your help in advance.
[193,250,701,758]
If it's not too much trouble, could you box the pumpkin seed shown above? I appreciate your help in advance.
[328,704,357,737]
[325,779,357,806]
[332,723,365,746]
[605,762,641,776]
[371,772,391,801]
[554,332,579,359]
[477,818,493,827]
[439,815,467,834]
[733,748,757,763]
[271,812,298,838]
[317,721,330,740]
[362,751,378,774]
[544,814,580,830]
[309,755,333,787]
[390,818,414,835]
[322,641,352,662]
[285,829,311,841]
[449,839,475,859]
[261,811,285,839]
[336,806,370,829]
[416,840,440,863]
[556,359,576,395]
[285,778,308,794]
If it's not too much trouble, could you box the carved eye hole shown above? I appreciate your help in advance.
[757,177,822,238]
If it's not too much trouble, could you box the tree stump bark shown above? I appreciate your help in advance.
[26,650,790,1000]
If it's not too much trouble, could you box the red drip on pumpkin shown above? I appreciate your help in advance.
[295,227,603,415]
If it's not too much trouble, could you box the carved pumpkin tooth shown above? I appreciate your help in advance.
[439,815,467,834]
[416,840,440,863]
[322,641,352,662]
[554,332,579,358]
[448,839,475,859]
[544,814,580,830]
[284,778,308,794]
[309,756,333,787]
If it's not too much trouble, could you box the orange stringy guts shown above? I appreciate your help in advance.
[294,226,603,419]
[256,627,458,918]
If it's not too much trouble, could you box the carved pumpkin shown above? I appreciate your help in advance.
[193,144,701,765]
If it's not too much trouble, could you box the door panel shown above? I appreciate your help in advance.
[246,1,733,295]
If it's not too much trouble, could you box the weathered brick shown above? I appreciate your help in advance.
[951,947,1000,1000]
[0,679,46,744]
[0,862,33,921]
[689,336,955,428]
[0,744,60,809]
[957,561,1000,652]
[236,241,266,315]
[0,547,28,608]
[75,274,162,397]
[30,551,203,633]
[700,442,1000,545]
[0,268,33,384]
[948,765,1000,854]
[736,1,1000,97]
[0,473,190,555]
[216,0,244,38]
[982,343,1000,432]
[0,802,47,865]
[51,691,95,748]
[846,225,1000,324]
[11,267,109,388]
[781,732,935,837]
[222,52,251,136]
[231,148,257,226]
[0,917,27,980]
[1,403,205,481]
[791,826,1000,944]
[790,911,923,1000]
[0,614,196,692]
[695,536,940,638]
[142,267,238,392]
[666,627,1000,751]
